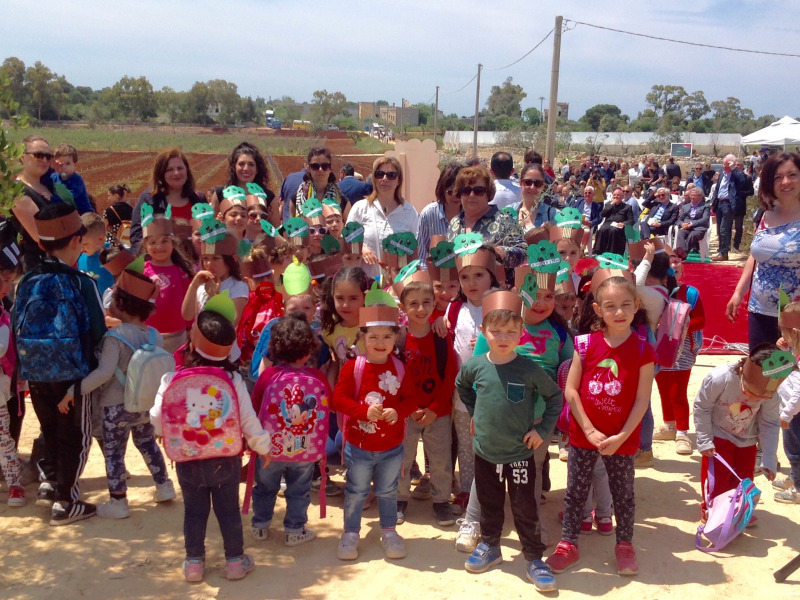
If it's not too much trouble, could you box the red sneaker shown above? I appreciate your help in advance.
[546,541,580,573]
[558,510,593,534]
[452,492,469,515]
[7,485,25,507]
[615,541,638,576]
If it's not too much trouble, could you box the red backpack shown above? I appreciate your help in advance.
[237,281,284,363]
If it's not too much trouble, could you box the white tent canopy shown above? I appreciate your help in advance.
[741,116,800,149]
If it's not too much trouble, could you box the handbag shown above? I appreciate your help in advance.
[696,453,761,552]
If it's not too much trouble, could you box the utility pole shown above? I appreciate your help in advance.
[433,85,439,147]
[472,63,482,157]
[545,15,562,163]
[539,96,545,114]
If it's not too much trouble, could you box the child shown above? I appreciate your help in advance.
[775,301,800,503]
[142,215,195,353]
[53,144,93,214]
[59,260,175,518]
[218,191,248,240]
[151,293,272,582]
[0,240,24,506]
[104,183,133,245]
[426,235,460,322]
[320,266,370,379]
[395,272,458,527]
[78,212,114,297]
[547,275,655,577]
[694,343,784,519]
[331,289,416,561]
[12,204,107,524]
[99,246,136,328]
[456,291,561,592]
[250,313,332,544]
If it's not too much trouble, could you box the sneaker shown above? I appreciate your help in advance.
[50,500,97,526]
[381,530,407,559]
[396,500,408,525]
[278,477,287,497]
[774,486,800,504]
[325,480,343,496]
[226,554,255,580]
[595,513,613,536]
[546,541,580,574]
[451,491,469,516]
[455,518,480,553]
[285,527,316,547]
[337,531,360,561]
[410,463,423,486]
[557,510,593,534]
[675,434,692,456]
[526,559,557,592]
[154,479,176,502]
[411,475,432,500]
[634,449,654,468]
[558,443,569,462]
[97,497,131,519]
[773,477,794,491]
[433,502,455,526]
[464,542,502,573]
[652,424,677,441]
[7,485,25,507]
[37,481,55,502]
[251,525,270,541]
[183,558,205,583]
[615,541,638,576]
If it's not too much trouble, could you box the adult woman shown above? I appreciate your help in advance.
[11,135,61,272]
[416,162,463,266]
[594,187,633,256]
[346,156,419,279]
[129,148,205,254]
[210,142,278,228]
[294,146,346,220]
[447,164,526,269]
[726,153,800,349]
[512,163,555,229]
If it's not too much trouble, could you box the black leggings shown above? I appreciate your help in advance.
[748,311,780,352]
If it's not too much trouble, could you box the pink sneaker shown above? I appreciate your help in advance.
[226,554,255,580]
[183,559,204,583]
[594,512,614,536]
[615,541,638,576]
[546,541,580,573]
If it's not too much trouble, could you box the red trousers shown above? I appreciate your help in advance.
[655,369,692,431]
[700,436,757,515]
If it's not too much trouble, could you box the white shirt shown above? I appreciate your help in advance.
[489,178,521,209]
[196,277,250,362]
[346,198,419,278]
[452,300,482,413]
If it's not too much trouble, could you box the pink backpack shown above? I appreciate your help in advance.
[654,288,691,369]
[0,308,16,378]
[159,367,243,462]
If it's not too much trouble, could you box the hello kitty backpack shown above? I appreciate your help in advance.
[159,366,243,462]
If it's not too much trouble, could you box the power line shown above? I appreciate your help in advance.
[440,73,478,95]
[484,28,554,71]
[566,20,800,58]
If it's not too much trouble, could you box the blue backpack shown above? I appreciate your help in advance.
[13,260,92,382]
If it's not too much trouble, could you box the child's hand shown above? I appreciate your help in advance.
[469,417,475,437]
[760,466,776,481]
[469,337,476,351]
[193,270,216,284]
[643,241,655,262]
[416,408,436,427]
[432,316,448,338]
[523,429,543,450]
[776,336,791,351]
[366,404,383,421]
[381,408,398,424]
[781,417,791,429]
[585,428,607,448]
[597,433,624,455]
[57,391,75,414]
[259,454,272,469]
[362,246,379,265]
[700,448,716,458]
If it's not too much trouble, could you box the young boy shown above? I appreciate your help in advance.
[53,144,93,214]
[78,212,114,297]
[395,275,458,526]
[12,203,107,525]
[456,290,562,592]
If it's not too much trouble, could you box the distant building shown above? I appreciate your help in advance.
[544,102,569,121]
[379,105,419,128]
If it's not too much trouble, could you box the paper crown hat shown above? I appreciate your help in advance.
[359,282,399,327]
[300,198,326,227]
[627,237,665,262]
[200,224,239,256]
[102,247,137,277]
[454,233,496,272]
[340,222,364,255]
[590,253,634,294]
[426,235,458,282]
[172,218,193,240]
[778,287,800,330]
[239,253,273,280]
[116,256,157,302]
[308,252,344,281]
[391,259,432,297]
[382,232,419,270]
[142,215,173,239]
[219,185,247,215]
[190,291,237,361]
[35,209,82,241]
[322,197,342,218]
[523,224,551,246]
[282,217,311,247]
[742,349,796,394]
[482,290,523,320]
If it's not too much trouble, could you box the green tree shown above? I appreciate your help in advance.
[486,77,526,118]
[0,73,28,211]
[645,84,687,118]
[181,81,210,124]
[156,86,183,124]
[238,96,258,124]
[522,107,543,126]
[206,79,240,125]
[24,61,55,121]
[710,96,754,121]
[581,104,623,131]
[628,109,658,132]
[0,57,26,117]
[682,90,709,121]
[110,75,157,121]
[412,102,432,126]
[311,89,348,124]
[49,75,70,121]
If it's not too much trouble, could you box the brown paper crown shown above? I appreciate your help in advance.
[190,324,233,361]
[425,235,456,282]
[201,232,239,256]
[555,275,577,296]
[590,268,634,295]
[524,224,551,246]
[103,249,136,276]
[392,268,432,297]
[308,253,344,280]
[322,202,342,218]
[219,196,246,216]
[384,247,419,270]
[143,216,173,239]
[515,265,558,293]
[482,290,523,320]
[627,237,665,262]
[549,226,584,246]
[117,269,157,302]
[35,210,82,241]
[359,304,400,328]
[239,255,274,280]
[304,212,326,228]
[245,195,264,210]
[743,357,792,394]
[455,247,497,272]
[172,218,193,240]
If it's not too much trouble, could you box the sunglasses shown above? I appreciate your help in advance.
[27,152,54,161]
[247,212,268,221]
[522,178,546,189]
[374,170,399,180]
[308,162,331,171]
[309,226,329,235]
[458,186,488,197]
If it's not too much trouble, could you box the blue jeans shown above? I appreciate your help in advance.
[343,442,404,533]
[715,200,733,255]
[251,459,314,532]
[639,402,654,452]
[176,456,243,560]
[784,416,800,486]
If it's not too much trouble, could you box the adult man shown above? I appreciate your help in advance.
[601,158,615,184]
[640,187,680,239]
[623,185,641,221]
[732,158,754,252]
[675,187,710,255]
[338,162,372,215]
[685,162,712,197]
[280,168,306,221]
[665,157,682,182]
[488,151,521,209]
[710,154,747,261]
[627,160,642,187]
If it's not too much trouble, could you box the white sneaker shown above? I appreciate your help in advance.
[251,525,270,541]
[337,531,360,561]
[652,424,677,441]
[154,479,176,502]
[381,530,407,559]
[455,518,480,553]
[675,434,693,455]
[773,477,794,491]
[285,527,316,547]
[97,497,131,519]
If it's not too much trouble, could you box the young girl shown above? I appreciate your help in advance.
[151,294,272,582]
[142,218,195,353]
[775,301,800,503]
[331,295,416,561]
[320,266,370,383]
[694,343,783,520]
[547,276,655,578]
[61,262,174,518]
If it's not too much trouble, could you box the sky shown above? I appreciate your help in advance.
[2,0,799,123]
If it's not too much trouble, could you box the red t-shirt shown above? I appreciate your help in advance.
[332,358,416,452]
[403,331,458,416]
[570,330,655,455]
[170,203,193,221]
[144,262,193,334]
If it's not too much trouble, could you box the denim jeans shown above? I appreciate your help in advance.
[251,459,314,532]
[784,416,800,487]
[176,456,243,560]
[715,200,733,255]
[639,402,654,452]
[343,442,404,533]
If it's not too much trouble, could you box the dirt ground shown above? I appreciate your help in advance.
[1,353,798,600]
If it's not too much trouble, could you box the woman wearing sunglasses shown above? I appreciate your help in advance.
[345,156,419,278]
[294,146,346,220]
[511,164,556,229]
